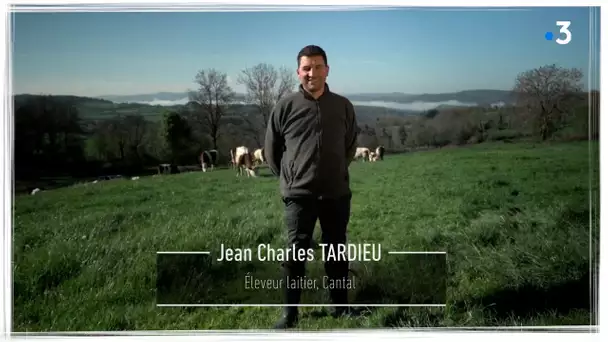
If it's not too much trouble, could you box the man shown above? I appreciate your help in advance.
[264,45,359,329]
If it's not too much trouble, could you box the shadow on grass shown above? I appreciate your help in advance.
[376,266,591,328]
[255,173,276,178]
[376,201,593,328]
[13,250,83,303]
[452,268,590,324]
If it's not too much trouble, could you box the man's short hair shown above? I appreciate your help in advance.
[297,45,327,66]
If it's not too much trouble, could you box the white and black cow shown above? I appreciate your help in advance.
[375,145,385,161]
[369,151,378,162]
[354,147,371,162]
[253,148,265,166]
[200,149,219,172]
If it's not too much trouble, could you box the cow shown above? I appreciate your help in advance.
[253,148,265,166]
[375,145,385,161]
[200,149,219,172]
[229,148,237,169]
[230,146,250,167]
[369,151,378,162]
[158,163,180,175]
[354,147,371,162]
[233,146,258,177]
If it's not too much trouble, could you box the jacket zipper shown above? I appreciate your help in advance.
[315,99,322,197]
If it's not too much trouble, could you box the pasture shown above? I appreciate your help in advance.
[13,140,598,331]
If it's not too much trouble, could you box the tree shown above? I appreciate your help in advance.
[397,126,408,146]
[107,115,129,162]
[86,120,115,161]
[237,63,297,144]
[356,124,378,147]
[424,108,439,119]
[14,95,86,175]
[188,69,235,149]
[159,110,193,164]
[513,64,584,140]
[122,114,148,164]
[381,127,393,149]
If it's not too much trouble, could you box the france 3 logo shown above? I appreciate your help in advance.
[545,21,572,45]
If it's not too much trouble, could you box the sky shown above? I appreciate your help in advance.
[12,7,600,97]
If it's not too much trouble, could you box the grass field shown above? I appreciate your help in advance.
[13,140,599,331]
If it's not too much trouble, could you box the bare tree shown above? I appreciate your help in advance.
[239,115,264,147]
[188,69,236,150]
[123,114,147,162]
[237,63,297,143]
[105,115,129,161]
[513,64,584,140]
[356,124,378,148]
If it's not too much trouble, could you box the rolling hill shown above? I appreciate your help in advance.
[97,89,515,108]
[14,89,517,125]
[13,94,423,125]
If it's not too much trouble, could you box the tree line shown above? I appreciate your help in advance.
[14,63,597,185]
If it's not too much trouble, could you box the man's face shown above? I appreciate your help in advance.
[297,55,329,93]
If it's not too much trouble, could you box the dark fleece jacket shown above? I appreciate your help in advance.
[264,83,359,199]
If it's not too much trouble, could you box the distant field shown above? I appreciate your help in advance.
[13,141,598,331]
[71,101,418,125]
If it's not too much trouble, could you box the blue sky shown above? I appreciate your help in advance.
[12,7,600,97]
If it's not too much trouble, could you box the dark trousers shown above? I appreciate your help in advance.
[281,194,352,308]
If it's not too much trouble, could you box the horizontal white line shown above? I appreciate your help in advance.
[156,251,211,254]
[156,304,446,307]
[387,251,446,254]
[157,251,446,255]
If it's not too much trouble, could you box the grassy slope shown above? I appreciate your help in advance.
[13,141,598,331]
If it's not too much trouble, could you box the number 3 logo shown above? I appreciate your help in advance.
[556,21,572,45]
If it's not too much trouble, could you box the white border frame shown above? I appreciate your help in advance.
[1,1,604,341]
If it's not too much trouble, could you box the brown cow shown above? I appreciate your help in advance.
[234,146,258,177]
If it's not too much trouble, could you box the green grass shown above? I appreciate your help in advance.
[13,140,598,331]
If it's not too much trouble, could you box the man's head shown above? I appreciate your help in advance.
[297,45,329,95]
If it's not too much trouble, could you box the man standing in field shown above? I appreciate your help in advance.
[264,45,360,329]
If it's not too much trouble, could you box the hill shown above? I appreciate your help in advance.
[97,89,516,108]
[14,89,519,127]
[99,92,247,105]
[346,90,515,106]
[12,141,598,330]
[13,94,422,125]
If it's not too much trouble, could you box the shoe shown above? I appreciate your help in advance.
[328,285,350,318]
[273,308,299,329]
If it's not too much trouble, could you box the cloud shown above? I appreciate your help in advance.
[119,98,481,110]
[351,100,478,111]
[126,97,190,106]
[125,98,249,107]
